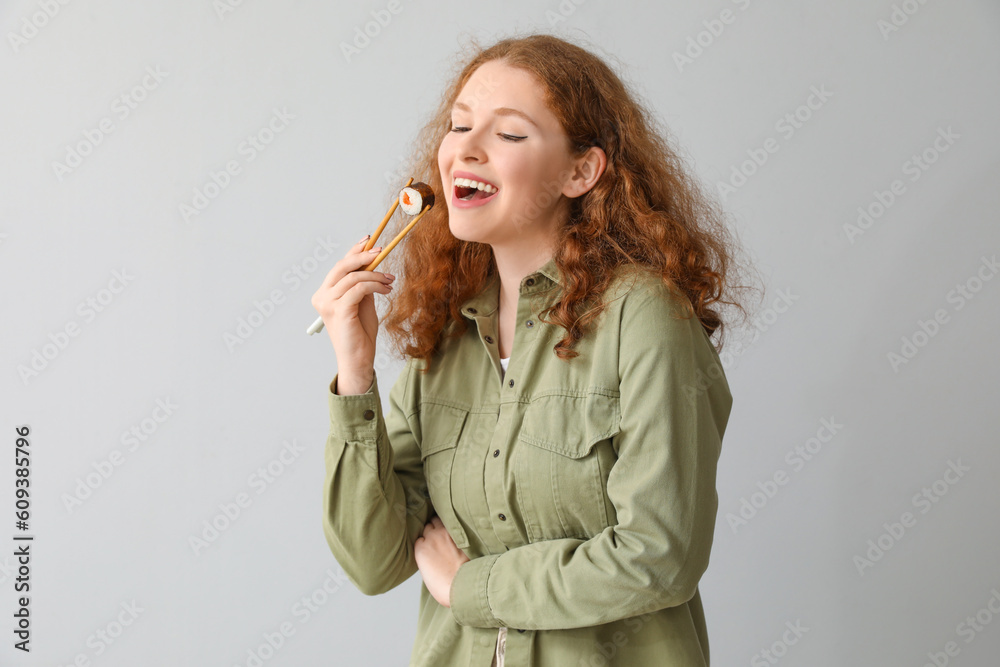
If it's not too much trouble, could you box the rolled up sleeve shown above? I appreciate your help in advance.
[450,279,733,630]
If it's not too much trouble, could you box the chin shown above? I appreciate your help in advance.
[447,216,487,244]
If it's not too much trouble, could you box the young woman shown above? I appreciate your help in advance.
[314,33,755,667]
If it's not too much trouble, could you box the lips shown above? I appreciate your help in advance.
[451,170,500,209]
[451,185,499,208]
[453,170,499,190]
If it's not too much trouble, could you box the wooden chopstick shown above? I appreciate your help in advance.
[364,203,430,271]
[306,177,427,336]
[364,176,413,252]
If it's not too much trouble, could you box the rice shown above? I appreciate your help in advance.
[399,182,435,216]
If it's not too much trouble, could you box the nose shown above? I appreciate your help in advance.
[456,125,487,163]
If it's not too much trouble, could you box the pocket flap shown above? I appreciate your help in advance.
[418,403,468,459]
[519,391,621,458]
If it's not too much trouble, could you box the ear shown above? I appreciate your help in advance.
[563,146,607,199]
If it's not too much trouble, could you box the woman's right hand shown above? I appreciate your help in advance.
[311,236,396,393]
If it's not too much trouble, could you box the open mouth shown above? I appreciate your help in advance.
[455,179,499,202]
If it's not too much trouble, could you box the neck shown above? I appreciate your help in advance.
[493,244,554,315]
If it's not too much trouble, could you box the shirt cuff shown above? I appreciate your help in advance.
[450,553,502,627]
[327,372,380,443]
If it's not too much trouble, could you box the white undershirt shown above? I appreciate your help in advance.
[500,356,510,372]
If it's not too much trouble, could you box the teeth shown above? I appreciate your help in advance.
[455,177,497,193]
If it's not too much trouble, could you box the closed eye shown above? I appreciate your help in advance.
[449,126,526,143]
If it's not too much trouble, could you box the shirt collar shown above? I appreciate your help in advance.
[459,255,562,320]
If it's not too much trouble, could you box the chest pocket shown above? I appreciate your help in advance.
[515,390,621,542]
[418,402,471,549]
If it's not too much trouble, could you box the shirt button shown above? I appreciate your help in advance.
[526,277,535,286]
[507,379,514,388]
[468,307,477,314]
[517,629,525,633]
[484,335,494,344]
[363,409,375,420]
[525,320,534,328]
[498,513,506,521]
[493,449,500,457]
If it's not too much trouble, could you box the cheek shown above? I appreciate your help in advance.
[436,148,447,175]
[504,156,549,196]
[436,140,452,171]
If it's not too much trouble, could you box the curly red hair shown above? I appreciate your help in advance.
[376,32,761,374]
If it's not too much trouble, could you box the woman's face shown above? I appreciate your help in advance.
[437,60,581,251]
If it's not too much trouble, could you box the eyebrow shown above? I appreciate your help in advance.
[452,101,539,128]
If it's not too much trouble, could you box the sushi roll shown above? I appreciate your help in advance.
[399,182,435,215]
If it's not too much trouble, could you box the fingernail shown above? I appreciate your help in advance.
[369,247,381,253]
[359,234,370,243]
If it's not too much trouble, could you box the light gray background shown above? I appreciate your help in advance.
[2,1,999,665]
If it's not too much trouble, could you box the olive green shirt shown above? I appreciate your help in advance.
[322,257,734,666]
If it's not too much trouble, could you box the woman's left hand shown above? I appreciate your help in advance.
[414,516,470,608]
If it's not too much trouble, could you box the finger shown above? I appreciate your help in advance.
[329,269,394,300]
[322,245,385,289]
[330,276,394,312]
[313,272,388,315]
[336,245,383,278]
